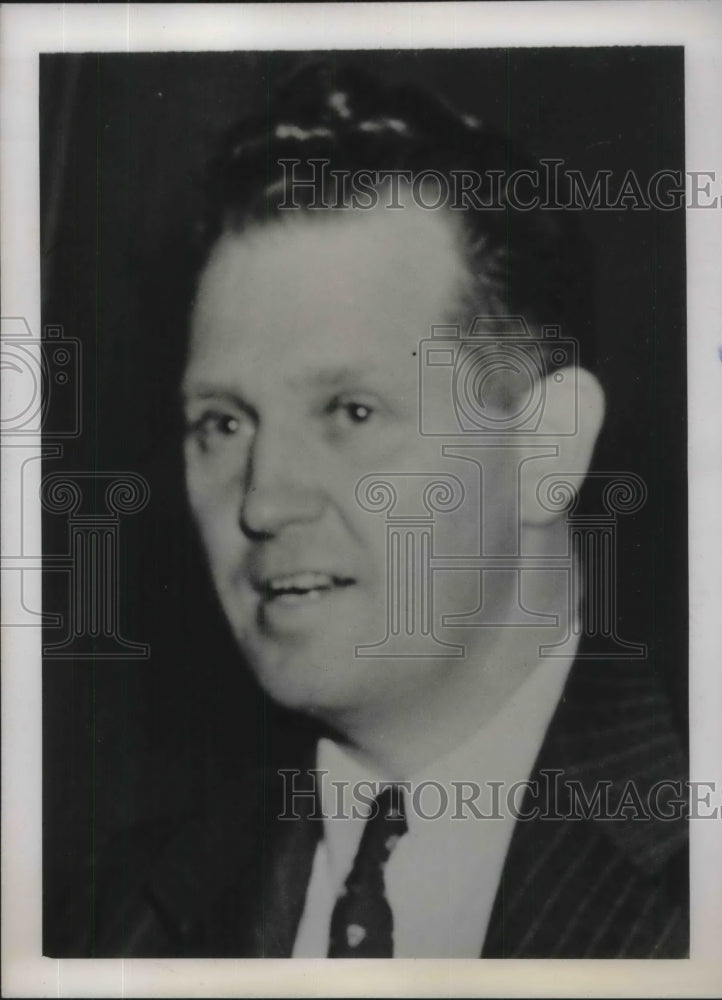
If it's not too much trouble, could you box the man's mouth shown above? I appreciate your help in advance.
[255,571,356,604]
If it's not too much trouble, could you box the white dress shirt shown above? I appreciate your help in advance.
[292,652,575,958]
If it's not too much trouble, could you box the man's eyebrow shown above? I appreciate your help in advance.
[180,385,248,407]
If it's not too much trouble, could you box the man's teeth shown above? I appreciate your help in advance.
[264,572,352,597]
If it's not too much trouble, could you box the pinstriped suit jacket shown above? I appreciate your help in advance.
[78,651,688,959]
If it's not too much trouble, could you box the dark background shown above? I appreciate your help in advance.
[40,49,687,953]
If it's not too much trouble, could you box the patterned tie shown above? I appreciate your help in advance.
[327,784,408,958]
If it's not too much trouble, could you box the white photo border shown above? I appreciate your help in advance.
[2,2,721,997]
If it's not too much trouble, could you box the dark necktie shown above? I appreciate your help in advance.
[327,784,408,958]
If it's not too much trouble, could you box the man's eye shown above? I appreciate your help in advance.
[187,411,243,450]
[328,397,376,427]
[345,402,373,424]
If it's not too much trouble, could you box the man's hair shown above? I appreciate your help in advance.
[195,60,596,372]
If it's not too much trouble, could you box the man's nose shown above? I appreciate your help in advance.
[239,425,326,539]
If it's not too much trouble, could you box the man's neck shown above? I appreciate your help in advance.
[325,524,577,780]
[328,639,560,780]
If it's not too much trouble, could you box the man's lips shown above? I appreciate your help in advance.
[251,570,357,602]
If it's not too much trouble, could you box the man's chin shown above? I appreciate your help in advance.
[237,636,379,721]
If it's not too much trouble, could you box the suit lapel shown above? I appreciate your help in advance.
[482,653,688,957]
[139,720,325,957]
[141,770,268,955]
[253,766,323,957]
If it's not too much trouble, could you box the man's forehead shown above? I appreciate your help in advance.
[190,203,471,347]
[182,360,387,400]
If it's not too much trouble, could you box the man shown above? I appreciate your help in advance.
[86,62,688,958]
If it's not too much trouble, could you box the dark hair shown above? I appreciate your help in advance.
[196,60,596,372]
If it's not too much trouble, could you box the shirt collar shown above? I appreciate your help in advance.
[315,650,575,882]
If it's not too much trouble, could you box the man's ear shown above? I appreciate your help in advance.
[518,367,606,527]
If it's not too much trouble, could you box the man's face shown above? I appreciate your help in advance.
[183,205,517,727]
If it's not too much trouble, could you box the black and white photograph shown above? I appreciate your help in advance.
[2,3,722,998]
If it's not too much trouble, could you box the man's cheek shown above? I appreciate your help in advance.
[190,485,235,535]
[190,509,240,587]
